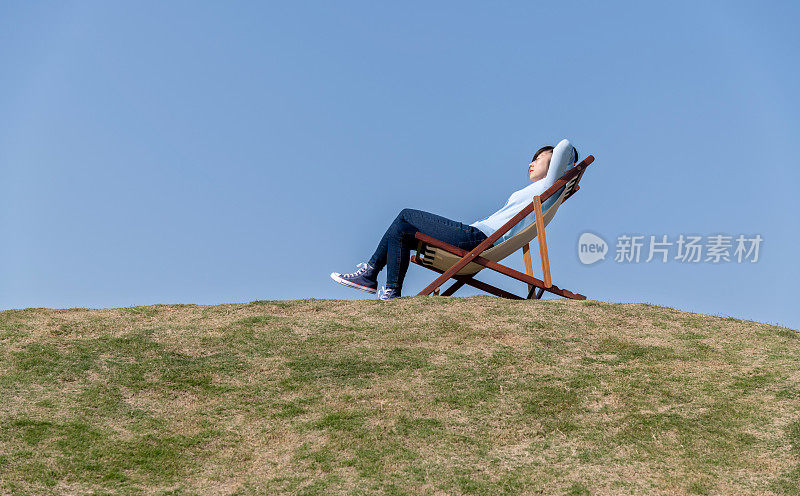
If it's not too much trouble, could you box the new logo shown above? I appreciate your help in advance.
[578,232,608,265]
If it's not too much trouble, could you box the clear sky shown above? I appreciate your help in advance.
[2,1,799,329]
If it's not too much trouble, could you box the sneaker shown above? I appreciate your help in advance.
[330,262,378,294]
[377,285,400,300]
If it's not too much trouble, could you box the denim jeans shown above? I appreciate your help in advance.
[368,208,489,294]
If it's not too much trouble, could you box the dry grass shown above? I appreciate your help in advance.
[0,296,798,495]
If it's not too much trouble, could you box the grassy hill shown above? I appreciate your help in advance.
[1,296,798,495]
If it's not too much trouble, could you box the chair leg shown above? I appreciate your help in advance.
[526,285,545,300]
[441,279,468,296]
[533,196,552,288]
[522,242,534,294]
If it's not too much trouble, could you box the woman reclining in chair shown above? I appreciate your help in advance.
[331,139,579,300]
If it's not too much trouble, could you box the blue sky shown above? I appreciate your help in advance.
[2,2,799,329]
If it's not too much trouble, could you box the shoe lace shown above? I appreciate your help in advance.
[378,286,397,300]
[342,262,370,278]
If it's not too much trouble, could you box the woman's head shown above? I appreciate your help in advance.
[528,146,553,182]
[528,145,579,182]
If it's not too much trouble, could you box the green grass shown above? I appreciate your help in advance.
[0,297,798,495]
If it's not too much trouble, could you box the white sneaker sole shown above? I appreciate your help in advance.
[330,272,377,294]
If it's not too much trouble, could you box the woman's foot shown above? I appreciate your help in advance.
[377,286,400,300]
[330,262,378,294]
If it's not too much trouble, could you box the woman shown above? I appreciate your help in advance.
[331,140,578,300]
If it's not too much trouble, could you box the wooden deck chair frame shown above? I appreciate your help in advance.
[411,155,595,300]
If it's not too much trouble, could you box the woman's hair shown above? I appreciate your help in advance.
[532,146,554,162]
[532,145,580,164]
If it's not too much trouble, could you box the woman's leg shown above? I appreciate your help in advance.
[368,208,488,295]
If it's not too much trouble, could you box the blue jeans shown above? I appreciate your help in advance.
[368,208,489,294]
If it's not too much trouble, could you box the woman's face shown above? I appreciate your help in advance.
[528,150,553,182]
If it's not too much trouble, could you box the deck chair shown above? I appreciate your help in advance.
[411,146,596,300]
